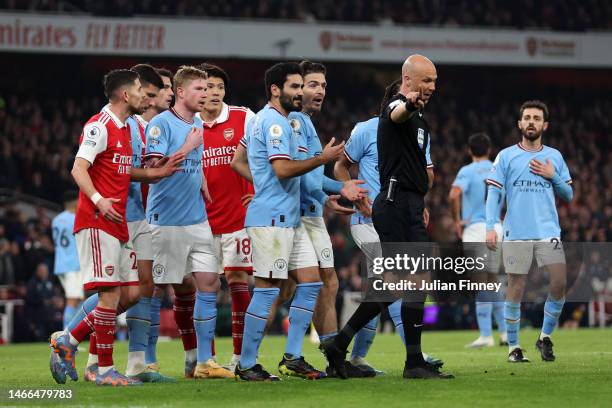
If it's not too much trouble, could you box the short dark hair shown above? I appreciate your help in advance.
[379,78,401,114]
[299,60,326,77]
[198,63,229,87]
[467,132,491,157]
[520,100,549,121]
[264,62,303,100]
[155,67,173,82]
[131,63,164,90]
[103,69,139,100]
[62,190,78,204]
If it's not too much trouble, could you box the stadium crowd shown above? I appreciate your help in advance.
[2,0,611,31]
[0,63,609,341]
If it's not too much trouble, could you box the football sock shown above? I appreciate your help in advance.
[63,304,77,330]
[401,300,426,367]
[351,315,378,359]
[475,291,493,338]
[388,299,405,344]
[145,296,162,365]
[493,291,507,334]
[66,293,98,331]
[505,301,521,349]
[194,291,217,363]
[93,306,117,369]
[173,291,197,352]
[240,287,279,369]
[541,296,565,339]
[335,302,385,351]
[126,296,151,376]
[229,282,250,356]
[285,282,322,358]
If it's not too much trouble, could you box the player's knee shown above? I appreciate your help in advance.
[225,270,248,285]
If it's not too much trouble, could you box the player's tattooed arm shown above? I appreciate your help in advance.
[272,137,345,179]
[230,144,253,183]
[449,186,464,238]
[71,158,123,223]
[131,152,185,183]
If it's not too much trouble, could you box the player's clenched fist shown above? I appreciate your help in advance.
[184,126,204,152]
[405,90,425,111]
[319,137,345,163]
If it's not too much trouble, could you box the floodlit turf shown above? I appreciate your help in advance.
[1,329,611,407]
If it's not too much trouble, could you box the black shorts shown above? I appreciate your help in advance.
[372,189,428,243]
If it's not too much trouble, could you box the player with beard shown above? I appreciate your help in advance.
[194,63,255,371]
[232,62,344,381]
[50,69,183,386]
[486,100,573,363]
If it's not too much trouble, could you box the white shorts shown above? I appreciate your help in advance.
[214,228,253,274]
[350,223,382,278]
[462,222,503,274]
[301,217,334,269]
[247,224,318,279]
[502,238,566,275]
[128,219,153,261]
[57,271,84,299]
[150,221,218,284]
[76,228,138,291]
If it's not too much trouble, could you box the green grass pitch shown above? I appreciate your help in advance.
[1,329,611,407]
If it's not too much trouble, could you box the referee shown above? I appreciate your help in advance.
[321,55,453,379]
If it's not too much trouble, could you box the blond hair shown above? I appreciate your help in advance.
[173,65,207,94]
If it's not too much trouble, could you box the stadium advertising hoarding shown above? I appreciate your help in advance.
[1,12,611,67]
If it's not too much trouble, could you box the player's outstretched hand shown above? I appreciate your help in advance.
[320,137,345,163]
[354,196,372,218]
[529,159,554,179]
[340,179,368,201]
[241,194,254,207]
[325,195,355,215]
[486,229,498,250]
[97,197,123,223]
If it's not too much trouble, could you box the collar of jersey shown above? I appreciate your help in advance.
[268,103,288,118]
[518,142,544,152]
[198,103,229,128]
[101,105,126,128]
[170,107,194,124]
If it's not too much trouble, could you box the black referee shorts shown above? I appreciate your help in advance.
[372,189,428,243]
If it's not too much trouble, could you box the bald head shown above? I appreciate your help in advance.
[400,54,437,104]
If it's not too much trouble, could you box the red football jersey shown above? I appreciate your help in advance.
[74,106,132,242]
[200,104,255,234]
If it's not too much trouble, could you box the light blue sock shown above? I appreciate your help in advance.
[63,304,77,330]
[285,282,322,358]
[66,293,98,331]
[194,291,217,363]
[388,299,405,344]
[493,292,507,334]
[127,297,151,352]
[505,301,521,347]
[146,296,162,365]
[240,287,280,369]
[351,315,378,359]
[475,291,493,337]
[319,332,337,342]
[542,296,565,337]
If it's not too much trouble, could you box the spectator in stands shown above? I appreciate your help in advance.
[24,263,63,341]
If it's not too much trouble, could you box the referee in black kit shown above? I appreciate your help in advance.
[321,55,453,379]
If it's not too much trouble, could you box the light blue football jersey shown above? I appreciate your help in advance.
[344,117,380,225]
[452,159,500,226]
[125,115,146,222]
[52,211,80,274]
[144,108,206,226]
[244,104,301,228]
[289,111,328,217]
[487,143,572,240]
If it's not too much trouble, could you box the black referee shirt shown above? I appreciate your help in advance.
[377,93,431,195]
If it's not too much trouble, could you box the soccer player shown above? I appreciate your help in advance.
[145,66,233,379]
[49,69,182,386]
[334,79,442,374]
[449,132,507,349]
[195,63,255,371]
[486,100,573,363]
[232,62,344,381]
[51,191,82,329]
[282,60,369,377]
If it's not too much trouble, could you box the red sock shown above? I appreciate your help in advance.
[173,292,196,351]
[229,282,250,355]
[70,311,95,343]
[93,306,117,368]
[89,333,97,356]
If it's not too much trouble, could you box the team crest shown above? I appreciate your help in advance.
[273,259,288,273]
[224,128,235,141]
[105,265,114,276]
[153,264,166,279]
[417,128,425,149]
[321,248,332,261]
